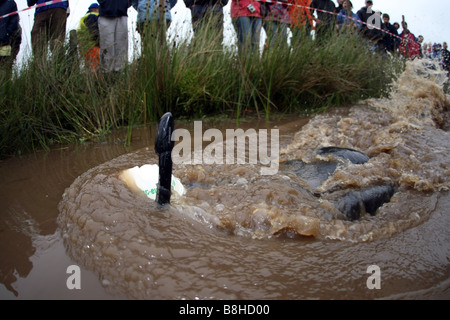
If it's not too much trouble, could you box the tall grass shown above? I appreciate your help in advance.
[0,21,403,158]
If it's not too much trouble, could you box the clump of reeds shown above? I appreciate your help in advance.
[0,18,403,158]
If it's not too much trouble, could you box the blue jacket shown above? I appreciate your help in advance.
[337,9,362,29]
[27,0,69,15]
[98,0,132,17]
[132,0,177,22]
[0,0,19,46]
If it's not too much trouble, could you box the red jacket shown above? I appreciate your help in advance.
[231,0,262,18]
[399,31,420,59]
[289,0,314,28]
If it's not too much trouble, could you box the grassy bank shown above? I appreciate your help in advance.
[0,26,403,158]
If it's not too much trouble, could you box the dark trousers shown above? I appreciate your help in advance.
[0,56,13,75]
[136,19,171,51]
[31,8,67,56]
[0,27,22,75]
[191,5,224,45]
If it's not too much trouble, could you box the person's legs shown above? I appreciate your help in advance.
[291,23,312,47]
[99,16,116,73]
[114,16,128,72]
[233,16,262,55]
[47,8,67,53]
[277,22,288,46]
[263,20,280,48]
[0,55,14,78]
[31,11,50,57]
[209,6,225,45]
[250,17,262,54]
[191,5,206,36]
[233,16,251,54]
[85,46,100,72]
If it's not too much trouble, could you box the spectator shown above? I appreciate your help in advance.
[133,0,177,42]
[399,22,420,59]
[381,13,398,53]
[0,0,19,73]
[357,1,382,40]
[231,0,262,55]
[310,0,336,39]
[334,0,344,14]
[27,0,69,57]
[442,42,450,72]
[431,43,441,62]
[78,3,100,72]
[288,0,314,44]
[336,1,361,32]
[263,0,291,49]
[357,0,372,27]
[393,21,401,48]
[98,0,132,74]
[183,0,228,46]
[417,35,424,58]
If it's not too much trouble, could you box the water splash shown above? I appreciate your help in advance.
[57,59,450,299]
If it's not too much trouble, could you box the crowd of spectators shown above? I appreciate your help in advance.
[0,0,449,75]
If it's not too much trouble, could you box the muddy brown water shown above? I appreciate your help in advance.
[1,60,450,300]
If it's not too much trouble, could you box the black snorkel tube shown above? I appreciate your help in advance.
[154,112,175,206]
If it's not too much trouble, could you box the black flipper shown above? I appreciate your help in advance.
[155,112,175,206]
[360,185,396,215]
[335,185,396,221]
[317,146,370,164]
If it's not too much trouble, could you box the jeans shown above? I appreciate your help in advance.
[263,20,289,48]
[232,16,262,55]
[191,5,224,45]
